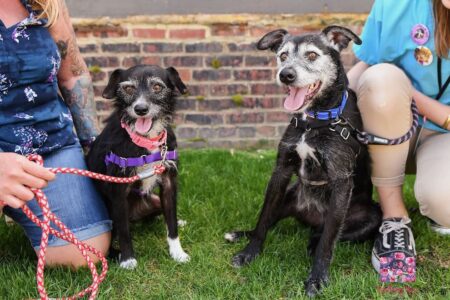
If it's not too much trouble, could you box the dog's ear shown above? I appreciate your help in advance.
[102,69,124,99]
[322,26,362,52]
[166,67,188,95]
[256,29,288,52]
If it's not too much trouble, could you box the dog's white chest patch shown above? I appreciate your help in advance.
[296,134,320,176]
[137,162,161,193]
[296,135,319,163]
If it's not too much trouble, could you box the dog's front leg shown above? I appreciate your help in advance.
[231,150,297,267]
[109,187,137,269]
[305,178,352,297]
[160,172,190,263]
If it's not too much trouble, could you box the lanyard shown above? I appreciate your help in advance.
[436,57,450,100]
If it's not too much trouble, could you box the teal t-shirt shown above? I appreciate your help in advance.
[353,0,450,132]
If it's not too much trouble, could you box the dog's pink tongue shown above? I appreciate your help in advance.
[284,86,308,111]
[135,118,153,135]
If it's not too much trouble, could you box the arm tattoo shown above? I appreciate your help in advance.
[60,76,99,141]
[68,34,86,77]
[56,40,68,59]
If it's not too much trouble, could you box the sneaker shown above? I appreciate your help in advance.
[371,217,416,283]
[429,219,450,235]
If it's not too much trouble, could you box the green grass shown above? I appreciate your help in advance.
[0,149,449,299]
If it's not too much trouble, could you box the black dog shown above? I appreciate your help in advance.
[225,26,381,296]
[87,65,190,269]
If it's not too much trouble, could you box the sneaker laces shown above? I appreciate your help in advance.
[379,218,416,255]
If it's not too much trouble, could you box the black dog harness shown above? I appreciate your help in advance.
[291,91,419,145]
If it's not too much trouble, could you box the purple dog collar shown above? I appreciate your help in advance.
[104,150,178,168]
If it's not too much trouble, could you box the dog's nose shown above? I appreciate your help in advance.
[134,104,149,116]
[279,68,297,84]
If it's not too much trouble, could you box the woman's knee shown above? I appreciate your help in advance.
[40,232,111,268]
[356,63,413,136]
[415,181,450,227]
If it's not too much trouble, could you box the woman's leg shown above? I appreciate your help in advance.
[415,131,450,228]
[355,63,413,218]
[354,63,416,281]
[4,144,112,268]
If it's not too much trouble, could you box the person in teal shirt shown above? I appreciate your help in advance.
[348,0,450,283]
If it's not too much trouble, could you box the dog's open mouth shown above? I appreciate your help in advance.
[284,81,322,111]
[134,117,153,135]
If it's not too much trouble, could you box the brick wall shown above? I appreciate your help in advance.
[74,14,366,149]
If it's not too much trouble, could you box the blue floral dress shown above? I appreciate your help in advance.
[0,1,78,155]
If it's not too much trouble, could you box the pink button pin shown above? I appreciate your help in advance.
[411,24,430,45]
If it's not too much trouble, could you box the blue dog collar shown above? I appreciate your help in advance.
[305,91,348,120]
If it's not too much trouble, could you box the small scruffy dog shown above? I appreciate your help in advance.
[225,26,382,296]
[87,65,190,269]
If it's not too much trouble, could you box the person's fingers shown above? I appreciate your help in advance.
[11,185,35,202]
[0,195,25,209]
[19,173,48,189]
[21,159,55,181]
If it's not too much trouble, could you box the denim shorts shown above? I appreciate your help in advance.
[4,143,112,249]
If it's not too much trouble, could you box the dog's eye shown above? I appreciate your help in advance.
[153,83,163,94]
[279,52,288,62]
[123,86,135,95]
[306,52,319,61]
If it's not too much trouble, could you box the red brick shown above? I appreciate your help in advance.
[251,83,286,95]
[164,56,203,67]
[169,29,206,39]
[249,26,276,37]
[257,126,276,137]
[193,70,231,81]
[176,69,192,82]
[287,26,321,36]
[266,111,290,123]
[234,70,273,81]
[91,26,128,38]
[226,113,264,124]
[211,24,246,36]
[132,28,166,39]
[141,56,162,65]
[210,84,248,96]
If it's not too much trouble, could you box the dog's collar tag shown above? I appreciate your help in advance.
[305,91,348,120]
[121,122,167,151]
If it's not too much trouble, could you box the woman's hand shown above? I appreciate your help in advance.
[0,153,55,209]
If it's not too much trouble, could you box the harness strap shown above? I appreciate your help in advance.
[105,150,178,168]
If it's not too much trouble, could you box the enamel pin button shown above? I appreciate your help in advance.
[411,24,430,45]
[411,24,433,66]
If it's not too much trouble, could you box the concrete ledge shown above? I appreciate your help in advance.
[72,13,368,28]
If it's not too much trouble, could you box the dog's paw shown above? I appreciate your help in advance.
[177,219,187,227]
[231,250,258,268]
[119,257,138,270]
[168,237,190,263]
[304,273,329,297]
[224,232,239,243]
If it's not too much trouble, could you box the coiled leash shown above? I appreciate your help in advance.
[20,154,166,300]
[354,100,419,145]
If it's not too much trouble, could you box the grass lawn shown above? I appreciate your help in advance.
[0,149,449,299]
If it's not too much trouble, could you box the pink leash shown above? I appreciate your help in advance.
[21,154,165,300]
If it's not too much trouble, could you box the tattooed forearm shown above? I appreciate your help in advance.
[60,76,99,141]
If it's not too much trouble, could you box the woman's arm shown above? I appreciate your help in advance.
[49,0,99,146]
[413,89,450,130]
